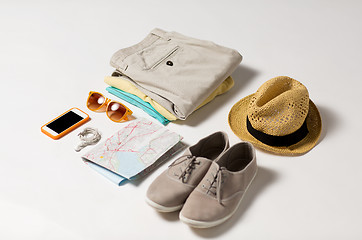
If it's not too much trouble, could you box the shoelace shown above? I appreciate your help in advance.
[169,155,200,183]
[205,167,226,204]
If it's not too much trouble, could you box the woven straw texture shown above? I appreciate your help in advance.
[228,76,322,156]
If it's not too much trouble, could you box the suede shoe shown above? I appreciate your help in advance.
[146,132,229,212]
[179,141,257,228]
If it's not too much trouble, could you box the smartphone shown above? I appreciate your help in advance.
[41,107,90,140]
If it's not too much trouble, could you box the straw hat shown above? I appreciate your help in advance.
[228,76,322,155]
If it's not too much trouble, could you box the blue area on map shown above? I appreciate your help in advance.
[87,161,127,185]
[115,152,144,179]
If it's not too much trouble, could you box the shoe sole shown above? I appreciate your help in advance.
[145,196,183,213]
[179,169,257,228]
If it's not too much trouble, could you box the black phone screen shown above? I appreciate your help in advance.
[47,111,84,134]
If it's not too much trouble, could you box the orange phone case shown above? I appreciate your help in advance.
[41,107,90,140]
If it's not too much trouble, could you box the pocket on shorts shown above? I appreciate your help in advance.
[137,41,180,70]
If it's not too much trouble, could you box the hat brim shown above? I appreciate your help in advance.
[228,94,322,156]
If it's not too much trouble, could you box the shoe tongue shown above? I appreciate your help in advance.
[210,161,220,170]
[183,148,192,156]
[209,162,229,173]
[182,149,213,163]
[196,156,213,163]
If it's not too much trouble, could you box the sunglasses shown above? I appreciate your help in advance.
[86,91,133,122]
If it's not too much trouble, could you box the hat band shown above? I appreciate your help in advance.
[246,116,309,147]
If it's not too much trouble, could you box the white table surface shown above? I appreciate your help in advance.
[1,1,362,239]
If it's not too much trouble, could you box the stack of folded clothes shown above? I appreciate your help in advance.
[106,28,242,124]
[105,75,235,125]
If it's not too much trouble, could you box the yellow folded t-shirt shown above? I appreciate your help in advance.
[104,76,234,121]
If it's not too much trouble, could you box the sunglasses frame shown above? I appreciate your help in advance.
[87,91,133,122]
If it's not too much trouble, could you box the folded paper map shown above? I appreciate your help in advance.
[82,118,183,184]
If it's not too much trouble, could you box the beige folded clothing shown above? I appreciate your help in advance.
[110,28,242,120]
[105,76,234,121]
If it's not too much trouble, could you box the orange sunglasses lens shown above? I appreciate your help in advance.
[87,92,105,111]
[107,102,127,122]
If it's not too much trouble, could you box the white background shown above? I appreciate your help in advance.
[1,0,362,239]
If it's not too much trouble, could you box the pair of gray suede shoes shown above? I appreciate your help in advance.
[146,132,257,228]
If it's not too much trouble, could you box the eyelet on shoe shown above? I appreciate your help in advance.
[202,184,205,188]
